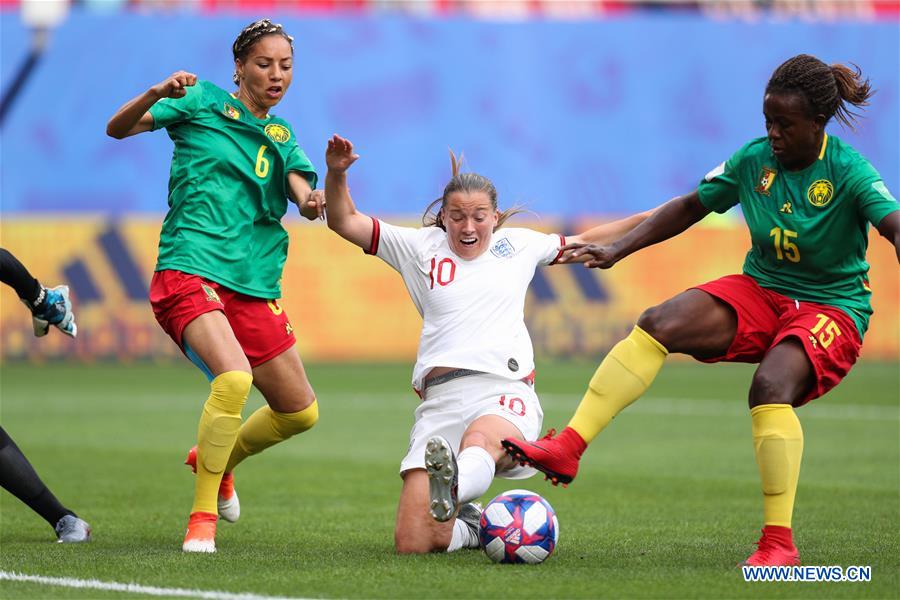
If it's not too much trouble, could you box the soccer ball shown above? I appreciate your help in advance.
[479,489,559,564]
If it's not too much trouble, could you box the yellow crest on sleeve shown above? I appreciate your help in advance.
[807,179,834,207]
[264,124,291,143]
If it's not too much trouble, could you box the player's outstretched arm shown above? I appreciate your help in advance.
[324,134,374,250]
[558,190,710,269]
[106,71,197,139]
[875,210,900,263]
[563,197,676,253]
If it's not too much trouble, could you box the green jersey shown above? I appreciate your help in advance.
[149,80,317,298]
[698,134,898,338]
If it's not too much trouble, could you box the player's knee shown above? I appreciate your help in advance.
[748,371,792,407]
[211,370,253,405]
[274,399,319,437]
[460,430,490,452]
[636,304,675,348]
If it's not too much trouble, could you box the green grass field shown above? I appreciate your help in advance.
[0,361,897,599]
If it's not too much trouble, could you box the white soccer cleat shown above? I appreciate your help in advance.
[425,436,459,522]
[456,502,483,548]
[217,487,240,523]
[55,515,91,543]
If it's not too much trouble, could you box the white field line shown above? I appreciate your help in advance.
[0,571,307,600]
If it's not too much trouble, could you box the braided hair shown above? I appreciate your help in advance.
[765,54,874,130]
[232,19,294,85]
[422,150,523,231]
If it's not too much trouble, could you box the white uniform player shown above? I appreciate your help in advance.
[320,134,653,555]
[370,221,564,479]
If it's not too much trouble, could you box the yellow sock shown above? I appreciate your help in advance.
[751,404,803,528]
[192,371,252,515]
[225,401,319,472]
[568,326,667,443]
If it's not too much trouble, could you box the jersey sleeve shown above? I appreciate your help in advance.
[697,142,751,214]
[848,160,899,227]
[537,232,566,266]
[286,143,318,188]
[368,219,424,272]
[148,81,205,130]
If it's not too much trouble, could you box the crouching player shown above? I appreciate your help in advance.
[321,134,657,552]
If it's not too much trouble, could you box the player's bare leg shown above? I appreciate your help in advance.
[742,338,812,566]
[503,290,736,485]
[395,469,456,553]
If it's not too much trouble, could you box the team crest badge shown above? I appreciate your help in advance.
[222,103,240,120]
[755,167,777,196]
[807,179,834,207]
[264,124,291,143]
[490,238,515,258]
[201,284,221,303]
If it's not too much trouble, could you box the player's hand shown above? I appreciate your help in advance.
[557,242,620,269]
[151,71,198,100]
[326,134,360,173]
[299,189,326,221]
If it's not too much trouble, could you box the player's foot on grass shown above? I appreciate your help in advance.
[55,515,91,543]
[456,502,482,548]
[182,511,217,553]
[740,525,800,566]
[501,427,586,487]
[29,285,76,338]
[425,436,459,522]
[184,446,240,523]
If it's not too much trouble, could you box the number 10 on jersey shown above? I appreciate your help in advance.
[429,257,457,289]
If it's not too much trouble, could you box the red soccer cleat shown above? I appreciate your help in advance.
[184,446,240,523]
[500,427,587,486]
[741,525,800,566]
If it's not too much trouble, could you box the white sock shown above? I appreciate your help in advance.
[446,517,479,552]
[457,446,495,504]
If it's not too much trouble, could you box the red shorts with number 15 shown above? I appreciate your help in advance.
[693,274,862,405]
[149,269,296,368]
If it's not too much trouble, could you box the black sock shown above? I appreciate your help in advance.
[0,248,43,307]
[0,427,74,529]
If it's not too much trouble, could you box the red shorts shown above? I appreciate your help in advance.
[149,269,296,368]
[693,274,862,405]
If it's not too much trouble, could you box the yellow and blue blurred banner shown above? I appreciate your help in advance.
[2,217,896,363]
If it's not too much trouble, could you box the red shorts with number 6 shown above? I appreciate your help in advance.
[149,269,296,368]
[693,274,862,405]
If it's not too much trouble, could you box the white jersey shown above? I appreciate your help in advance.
[367,219,564,390]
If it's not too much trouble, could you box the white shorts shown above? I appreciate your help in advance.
[400,373,544,479]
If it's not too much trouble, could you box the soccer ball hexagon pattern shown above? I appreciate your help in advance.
[479,489,559,564]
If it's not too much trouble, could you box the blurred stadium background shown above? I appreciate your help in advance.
[1,0,897,366]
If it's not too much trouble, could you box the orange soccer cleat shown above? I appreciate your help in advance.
[184,446,241,523]
[182,511,217,553]
[501,427,586,486]
[741,525,800,566]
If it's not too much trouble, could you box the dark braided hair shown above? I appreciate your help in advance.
[765,54,874,130]
[232,19,294,85]
[422,150,523,231]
